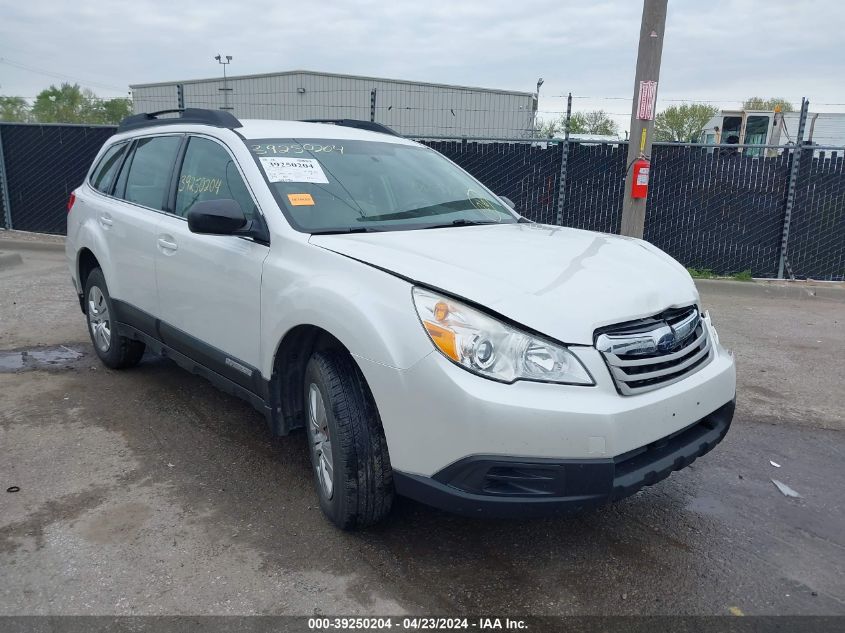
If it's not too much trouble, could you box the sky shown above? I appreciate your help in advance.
[2,0,844,135]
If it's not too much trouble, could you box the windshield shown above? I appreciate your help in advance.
[247,138,518,233]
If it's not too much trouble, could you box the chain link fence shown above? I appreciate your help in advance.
[421,139,563,225]
[0,123,116,234]
[558,140,626,234]
[786,148,845,280]
[1,122,843,280]
[418,138,845,280]
[646,144,792,279]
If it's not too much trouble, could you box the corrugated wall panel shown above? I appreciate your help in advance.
[132,84,180,113]
[131,72,535,137]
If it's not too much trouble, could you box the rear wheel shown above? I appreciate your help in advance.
[304,350,394,529]
[84,268,145,369]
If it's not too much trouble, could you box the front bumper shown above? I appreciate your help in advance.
[356,313,736,478]
[394,399,734,517]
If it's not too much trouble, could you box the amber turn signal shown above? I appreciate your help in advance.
[422,320,459,361]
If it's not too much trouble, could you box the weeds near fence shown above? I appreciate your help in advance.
[687,268,753,281]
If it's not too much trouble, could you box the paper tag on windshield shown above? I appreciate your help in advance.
[287,193,314,206]
[259,157,329,184]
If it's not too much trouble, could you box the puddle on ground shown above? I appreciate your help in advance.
[0,346,84,372]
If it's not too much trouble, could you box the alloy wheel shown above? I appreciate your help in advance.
[87,286,111,353]
[308,383,334,499]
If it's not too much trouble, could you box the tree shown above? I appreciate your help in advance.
[742,97,794,112]
[534,110,620,138]
[30,83,132,124]
[569,110,619,136]
[95,97,133,124]
[534,115,564,138]
[654,103,719,142]
[32,83,92,123]
[0,96,30,122]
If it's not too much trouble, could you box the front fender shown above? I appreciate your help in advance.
[260,240,432,378]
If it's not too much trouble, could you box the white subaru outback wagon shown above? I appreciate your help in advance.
[66,109,736,529]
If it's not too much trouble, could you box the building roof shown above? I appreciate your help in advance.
[130,69,535,97]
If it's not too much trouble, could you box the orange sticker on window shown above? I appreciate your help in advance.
[287,193,314,206]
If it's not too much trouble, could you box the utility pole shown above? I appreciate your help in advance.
[620,0,668,238]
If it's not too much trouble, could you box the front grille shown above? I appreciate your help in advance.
[595,306,713,395]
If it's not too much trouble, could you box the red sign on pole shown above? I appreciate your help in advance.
[637,81,658,120]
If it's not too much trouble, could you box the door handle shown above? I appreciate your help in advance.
[99,215,113,228]
[157,237,178,252]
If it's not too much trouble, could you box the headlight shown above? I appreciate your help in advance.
[412,287,594,385]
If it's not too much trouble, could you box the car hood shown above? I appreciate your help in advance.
[309,223,699,345]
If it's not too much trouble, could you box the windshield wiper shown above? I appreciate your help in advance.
[310,227,381,235]
[420,219,501,230]
[358,199,478,222]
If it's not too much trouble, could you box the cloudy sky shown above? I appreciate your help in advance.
[1,0,843,133]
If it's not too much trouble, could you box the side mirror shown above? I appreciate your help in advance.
[500,196,516,210]
[187,199,247,235]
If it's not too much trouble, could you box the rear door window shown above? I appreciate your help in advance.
[120,136,182,211]
[174,137,257,219]
[90,142,128,194]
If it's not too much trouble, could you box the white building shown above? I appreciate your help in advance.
[130,70,537,139]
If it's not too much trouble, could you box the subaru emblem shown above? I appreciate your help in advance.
[656,331,677,352]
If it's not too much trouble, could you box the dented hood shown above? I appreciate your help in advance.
[309,223,699,345]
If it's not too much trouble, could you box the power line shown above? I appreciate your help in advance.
[549,94,736,101]
[0,56,127,93]
[545,94,845,106]
[0,95,129,103]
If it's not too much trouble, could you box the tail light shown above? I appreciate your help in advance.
[67,192,76,213]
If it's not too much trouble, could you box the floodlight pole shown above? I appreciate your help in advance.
[534,78,544,137]
[620,0,668,238]
[214,54,233,110]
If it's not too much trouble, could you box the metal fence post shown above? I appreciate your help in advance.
[777,97,809,279]
[554,92,573,226]
[0,126,12,230]
[370,89,377,123]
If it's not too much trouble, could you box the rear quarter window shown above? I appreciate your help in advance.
[89,142,128,194]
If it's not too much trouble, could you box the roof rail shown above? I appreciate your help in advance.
[301,119,400,136]
[118,108,242,133]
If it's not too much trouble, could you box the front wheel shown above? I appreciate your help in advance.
[83,268,145,369]
[304,350,394,530]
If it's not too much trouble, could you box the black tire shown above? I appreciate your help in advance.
[303,350,394,529]
[83,268,145,369]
